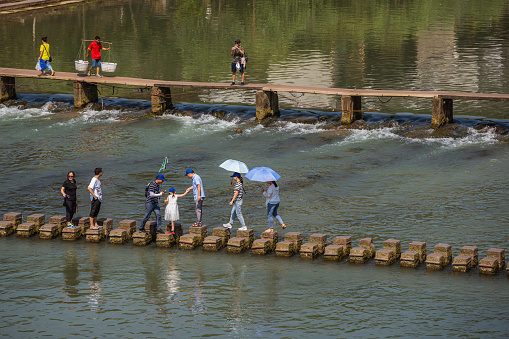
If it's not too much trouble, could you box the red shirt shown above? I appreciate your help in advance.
[88,41,103,60]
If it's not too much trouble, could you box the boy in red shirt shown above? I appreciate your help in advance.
[86,36,111,77]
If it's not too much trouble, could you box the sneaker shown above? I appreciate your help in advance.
[67,223,76,228]
[91,226,99,230]
[240,82,245,86]
[223,223,232,228]
[230,82,235,86]
[95,74,102,78]
[238,226,247,231]
[87,71,91,76]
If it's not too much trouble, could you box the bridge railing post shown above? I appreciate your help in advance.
[0,76,16,103]
[341,95,362,124]
[73,81,98,108]
[256,90,279,120]
[151,86,172,115]
[431,96,453,129]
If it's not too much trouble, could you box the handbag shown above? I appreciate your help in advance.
[39,59,47,71]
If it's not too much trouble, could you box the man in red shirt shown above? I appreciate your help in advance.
[86,36,111,77]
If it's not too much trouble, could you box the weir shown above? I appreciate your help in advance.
[2,67,509,128]
[4,212,506,276]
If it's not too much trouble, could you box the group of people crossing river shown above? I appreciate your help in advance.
[60,167,287,236]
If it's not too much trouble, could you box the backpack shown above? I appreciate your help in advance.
[144,183,150,197]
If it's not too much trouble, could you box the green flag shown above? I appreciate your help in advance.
[158,157,168,173]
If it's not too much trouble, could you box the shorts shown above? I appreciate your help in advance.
[231,61,244,73]
[43,60,53,71]
[91,59,102,68]
[89,198,101,218]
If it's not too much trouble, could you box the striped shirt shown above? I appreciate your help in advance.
[146,181,161,203]
[233,181,244,201]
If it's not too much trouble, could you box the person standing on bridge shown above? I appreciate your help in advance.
[87,167,103,229]
[38,37,55,76]
[230,39,246,86]
[86,36,111,78]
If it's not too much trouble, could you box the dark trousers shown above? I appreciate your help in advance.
[63,198,76,222]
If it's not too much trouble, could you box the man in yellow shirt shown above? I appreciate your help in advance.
[38,36,55,76]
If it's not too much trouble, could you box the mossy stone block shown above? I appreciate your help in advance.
[323,244,345,261]
[203,236,223,251]
[300,242,318,259]
[109,228,128,244]
[400,251,420,268]
[375,249,396,266]
[426,253,445,270]
[16,223,37,237]
[275,240,297,257]
[251,238,272,255]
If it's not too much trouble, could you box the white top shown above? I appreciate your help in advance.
[263,183,280,205]
[88,177,102,202]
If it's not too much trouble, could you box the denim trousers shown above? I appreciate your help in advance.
[141,201,161,231]
[229,199,245,226]
[267,203,284,229]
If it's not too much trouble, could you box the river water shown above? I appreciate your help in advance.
[1,0,509,338]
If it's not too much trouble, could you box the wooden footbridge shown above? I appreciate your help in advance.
[2,67,509,128]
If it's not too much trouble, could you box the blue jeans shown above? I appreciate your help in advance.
[267,203,283,229]
[140,201,161,231]
[229,199,245,226]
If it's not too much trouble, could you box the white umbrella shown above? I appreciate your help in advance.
[219,159,250,174]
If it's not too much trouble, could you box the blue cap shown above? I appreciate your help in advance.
[169,187,175,193]
[155,174,166,181]
[230,172,241,178]
[185,168,194,176]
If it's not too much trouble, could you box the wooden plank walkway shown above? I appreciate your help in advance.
[2,67,509,128]
[2,67,509,101]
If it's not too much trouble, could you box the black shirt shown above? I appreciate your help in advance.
[62,179,77,201]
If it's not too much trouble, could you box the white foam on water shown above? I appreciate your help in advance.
[0,102,56,120]
[161,113,242,133]
[339,127,402,145]
[409,127,499,148]
[55,107,123,126]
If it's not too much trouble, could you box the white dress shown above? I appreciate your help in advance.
[164,195,179,221]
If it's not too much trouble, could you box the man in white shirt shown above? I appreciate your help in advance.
[87,167,103,229]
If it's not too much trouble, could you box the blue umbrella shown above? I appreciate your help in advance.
[245,167,281,182]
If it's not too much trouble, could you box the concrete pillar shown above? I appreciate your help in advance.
[256,90,279,120]
[151,86,172,114]
[341,95,361,124]
[431,96,453,129]
[73,81,98,108]
[0,76,16,102]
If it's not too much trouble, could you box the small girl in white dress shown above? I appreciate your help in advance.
[164,187,190,233]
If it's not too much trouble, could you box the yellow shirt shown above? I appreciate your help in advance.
[40,43,50,60]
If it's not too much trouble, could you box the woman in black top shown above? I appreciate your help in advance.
[60,171,77,227]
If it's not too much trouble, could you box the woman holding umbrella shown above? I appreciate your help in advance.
[245,166,287,233]
[222,172,247,230]
[262,181,287,233]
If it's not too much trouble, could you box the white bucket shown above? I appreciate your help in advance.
[102,62,117,73]
[75,60,89,72]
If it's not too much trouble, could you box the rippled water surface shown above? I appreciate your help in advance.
[1,0,509,338]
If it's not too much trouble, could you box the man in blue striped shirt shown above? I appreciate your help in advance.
[140,174,166,233]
